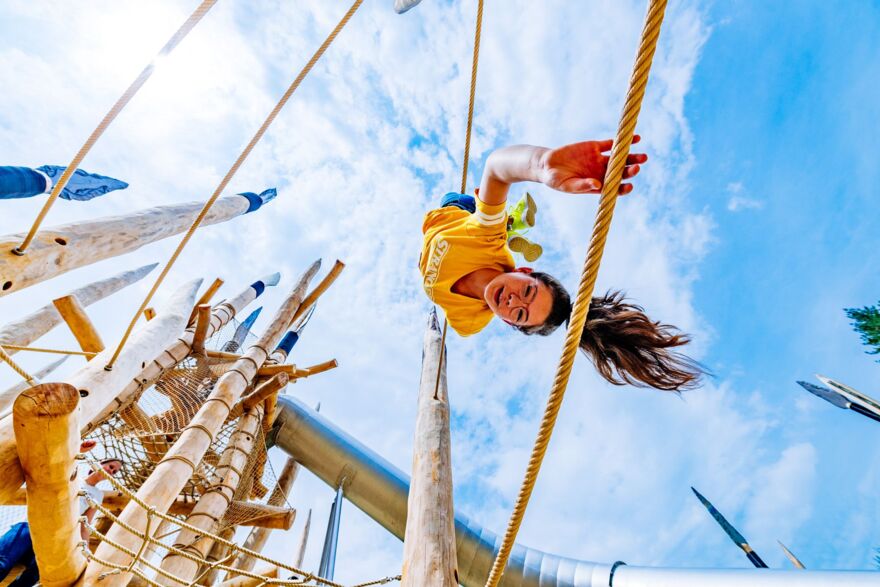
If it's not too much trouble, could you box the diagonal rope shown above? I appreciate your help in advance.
[105,0,364,370]
[13,0,218,256]
[483,1,669,585]
[0,345,35,384]
[434,0,485,398]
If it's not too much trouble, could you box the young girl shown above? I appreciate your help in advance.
[419,137,701,391]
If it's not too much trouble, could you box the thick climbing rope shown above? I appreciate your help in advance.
[434,0,484,399]
[13,0,217,256]
[81,456,400,587]
[0,344,34,383]
[483,1,669,585]
[105,0,364,370]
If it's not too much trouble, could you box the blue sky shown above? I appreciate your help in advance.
[0,0,878,581]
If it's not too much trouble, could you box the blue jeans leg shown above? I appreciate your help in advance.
[440,192,476,213]
[0,523,34,580]
[9,553,38,587]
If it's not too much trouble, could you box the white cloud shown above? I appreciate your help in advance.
[0,0,848,580]
[725,182,764,212]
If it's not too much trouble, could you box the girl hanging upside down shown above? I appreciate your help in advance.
[419,136,703,391]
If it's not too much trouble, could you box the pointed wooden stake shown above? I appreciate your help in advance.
[191,304,212,355]
[53,294,105,354]
[401,310,458,587]
[287,260,345,328]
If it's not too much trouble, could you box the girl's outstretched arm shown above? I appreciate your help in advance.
[477,136,647,206]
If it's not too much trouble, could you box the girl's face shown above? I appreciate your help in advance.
[484,269,554,327]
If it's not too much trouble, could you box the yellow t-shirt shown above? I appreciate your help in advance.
[419,198,514,336]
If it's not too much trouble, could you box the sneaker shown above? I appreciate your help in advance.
[508,234,543,262]
[508,192,537,233]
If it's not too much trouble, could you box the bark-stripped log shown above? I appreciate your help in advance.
[13,382,84,586]
[295,509,312,568]
[0,356,67,419]
[216,565,280,587]
[401,309,458,587]
[230,457,299,573]
[0,192,274,296]
[82,274,278,435]
[79,261,320,586]
[0,263,156,354]
[52,294,105,354]
[0,278,200,504]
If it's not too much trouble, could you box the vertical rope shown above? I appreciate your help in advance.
[0,345,35,384]
[459,0,484,195]
[104,0,364,370]
[13,0,218,256]
[434,0,485,399]
[483,2,668,585]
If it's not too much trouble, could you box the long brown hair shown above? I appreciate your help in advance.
[519,273,703,391]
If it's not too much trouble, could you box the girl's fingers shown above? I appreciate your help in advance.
[621,164,641,179]
[599,133,643,154]
[618,182,634,195]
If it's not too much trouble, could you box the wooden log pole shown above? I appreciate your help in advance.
[0,263,157,355]
[80,261,321,586]
[224,503,296,530]
[0,278,201,504]
[191,304,212,355]
[287,260,345,329]
[400,309,458,587]
[0,193,274,297]
[0,356,67,419]
[215,565,280,587]
[227,373,289,420]
[188,277,225,325]
[230,457,299,573]
[293,359,339,380]
[13,382,84,586]
[295,509,312,568]
[53,294,105,354]
[82,273,279,435]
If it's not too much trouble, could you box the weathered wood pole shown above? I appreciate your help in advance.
[0,192,275,296]
[53,294,106,354]
[215,565,280,587]
[0,263,157,354]
[13,382,84,586]
[0,278,201,504]
[190,304,212,355]
[400,309,458,587]
[82,273,278,435]
[0,356,67,418]
[79,261,320,586]
[230,456,299,573]
[295,509,312,568]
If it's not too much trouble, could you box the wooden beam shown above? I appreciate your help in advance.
[189,278,224,325]
[0,278,201,504]
[400,310,458,587]
[80,262,321,586]
[206,349,242,361]
[191,304,212,355]
[287,259,345,328]
[293,358,338,380]
[295,508,312,568]
[215,565,280,587]
[255,364,295,378]
[53,294,105,354]
[229,457,299,573]
[0,195,260,297]
[0,263,156,355]
[224,502,296,530]
[13,382,85,586]
[234,373,289,415]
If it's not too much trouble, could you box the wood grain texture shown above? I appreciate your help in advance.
[53,294,105,354]
[0,356,66,419]
[79,262,320,586]
[0,196,248,296]
[13,382,84,586]
[0,278,201,504]
[400,311,458,587]
[0,263,156,354]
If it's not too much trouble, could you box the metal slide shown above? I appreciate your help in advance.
[273,396,875,586]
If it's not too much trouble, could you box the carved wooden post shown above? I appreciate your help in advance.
[0,192,274,296]
[79,261,320,586]
[0,263,156,354]
[13,382,84,586]
[400,309,458,587]
[0,278,202,504]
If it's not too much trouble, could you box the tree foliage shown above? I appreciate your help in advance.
[845,301,880,359]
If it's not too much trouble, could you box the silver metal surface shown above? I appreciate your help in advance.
[318,484,344,580]
[273,395,878,587]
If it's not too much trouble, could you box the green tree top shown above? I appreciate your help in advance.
[845,301,880,358]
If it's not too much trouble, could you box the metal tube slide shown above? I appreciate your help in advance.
[272,396,876,587]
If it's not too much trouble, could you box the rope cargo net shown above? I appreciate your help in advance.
[1,317,399,586]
